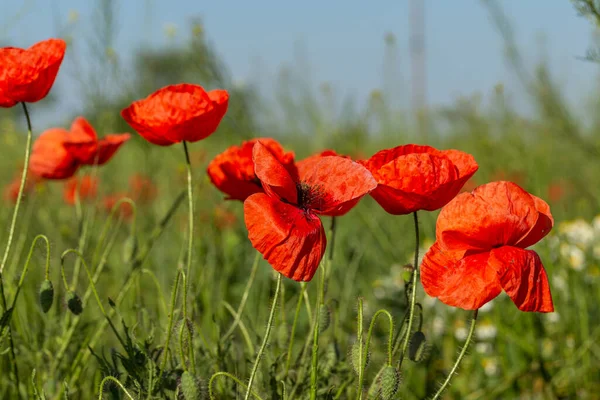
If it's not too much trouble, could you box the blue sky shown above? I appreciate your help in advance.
[1,0,597,125]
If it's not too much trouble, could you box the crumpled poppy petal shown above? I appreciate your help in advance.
[0,38,66,107]
[252,141,297,204]
[244,193,326,282]
[437,181,541,251]
[489,246,554,312]
[29,128,79,179]
[441,149,479,180]
[95,133,131,165]
[298,156,377,216]
[421,242,502,310]
[515,194,554,249]
[296,149,347,176]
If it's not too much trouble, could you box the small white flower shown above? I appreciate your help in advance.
[482,357,499,376]
[559,243,586,271]
[475,320,497,340]
[559,219,594,248]
[475,342,493,354]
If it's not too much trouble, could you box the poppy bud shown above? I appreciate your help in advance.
[122,236,138,264]
[379,366,401,400]
[408,331,429,362]
[349,341,369,375]
[179,371,204,400]
[318,304,331,333]
[39,279,54,313]
[66,291,83,315]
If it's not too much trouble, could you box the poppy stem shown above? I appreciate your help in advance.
[285,282,307,375]
[181,140,196,373]
[0,101,32,393]
[244,273,282,400]
[431,309,478,400]
[399,211,420,368]
[310,266,326,400]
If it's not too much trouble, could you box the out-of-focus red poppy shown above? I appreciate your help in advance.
[547,179,570,203]
[129,173,158,203]
[29,117,130,179]
[103,193,135,219]
[30,128,80,179]
[207,138,296,201]
[63,176,98,205]
[63,117,131,165]
[121,84,229,146]
[460,176,479,193]
[0,38,66,107]
[421,181,554,312]
[490,169,525,187]
[3,171,41,203]
[244,142,377,281]
[360,144,478,215]
[214,205,238,230]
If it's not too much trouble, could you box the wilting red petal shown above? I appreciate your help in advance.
[63,117,98,163]
[244,193,326,282]
[95,133,131,165]
[0,38,66,107]
[437,181,544,251]
[30,128,79,179]
[253,141,297,204]
[63,176,98,205]
[489,246,554,312]
[121,84,228,146]
[103,193,134,219]
[421,242,502,310]
[298,156,377,216]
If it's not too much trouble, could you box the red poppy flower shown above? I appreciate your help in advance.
[121,84,229,146]
[129,173,158,203]
[63,176,98,205]
[360,144,478,215]
[420,181,554,312]
[3,171,40,203]
[207,138,296,201]
[63,117,131,165]
[29,118,130,179]
[244,142,377,281]
[0,38,66,107]
[296,149,349,173]
[30,128,80,179]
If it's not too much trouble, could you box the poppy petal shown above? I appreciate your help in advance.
[244,193,326,282]
[63,117,98,163]
[421,242,502,310]
[516,194,554,249]
[95,133,131,165]
[29,128,79,179]
[489,246,554,312]
[252,141,297,204]
[298,156,377,216]
[437,181,541,251]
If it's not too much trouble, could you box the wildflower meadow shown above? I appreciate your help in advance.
[0,1,599,399]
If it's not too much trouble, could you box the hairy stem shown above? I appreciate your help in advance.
[399,211,420,368]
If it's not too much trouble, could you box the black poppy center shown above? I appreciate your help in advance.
[296,182,324,210]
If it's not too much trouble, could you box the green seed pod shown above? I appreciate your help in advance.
[349,341,369,375]
[66,291,83,315]
[379,366,401,400]
[408,331,429,362]
[180,371,203,400]
[39,279,54,313]
[318,304,331,333]
[322,341,338,376]
[122,236,138,264]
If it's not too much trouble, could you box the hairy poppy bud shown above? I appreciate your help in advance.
[180,371,204,400]
[66,291,83,315]
[379,366,401,400]
[122,236,138,264]
[318,304,331,333]
[349,341,369,375]
[39,279,54,313]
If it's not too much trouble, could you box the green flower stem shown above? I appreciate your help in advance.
[244,273,282,400]
[285,282,307,375]
[399,211,420,368]
[158,269,182,383]
[209,372,265,400]
[97,376,134,400]
[356,297,365,400]
[181,140,196,373]
[309,266,326,400]
[221,251,261,342]
[0,101,33,393]
[432,309,479,400]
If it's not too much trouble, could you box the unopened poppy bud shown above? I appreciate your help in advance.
[66,291,83,315]
[318,304,331,333]
[39,279,54,313]
[322,342,339,375]
[349,341,369,375]
[379,366,401,400]
[180,371,204,400]
[408,331,429,362]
